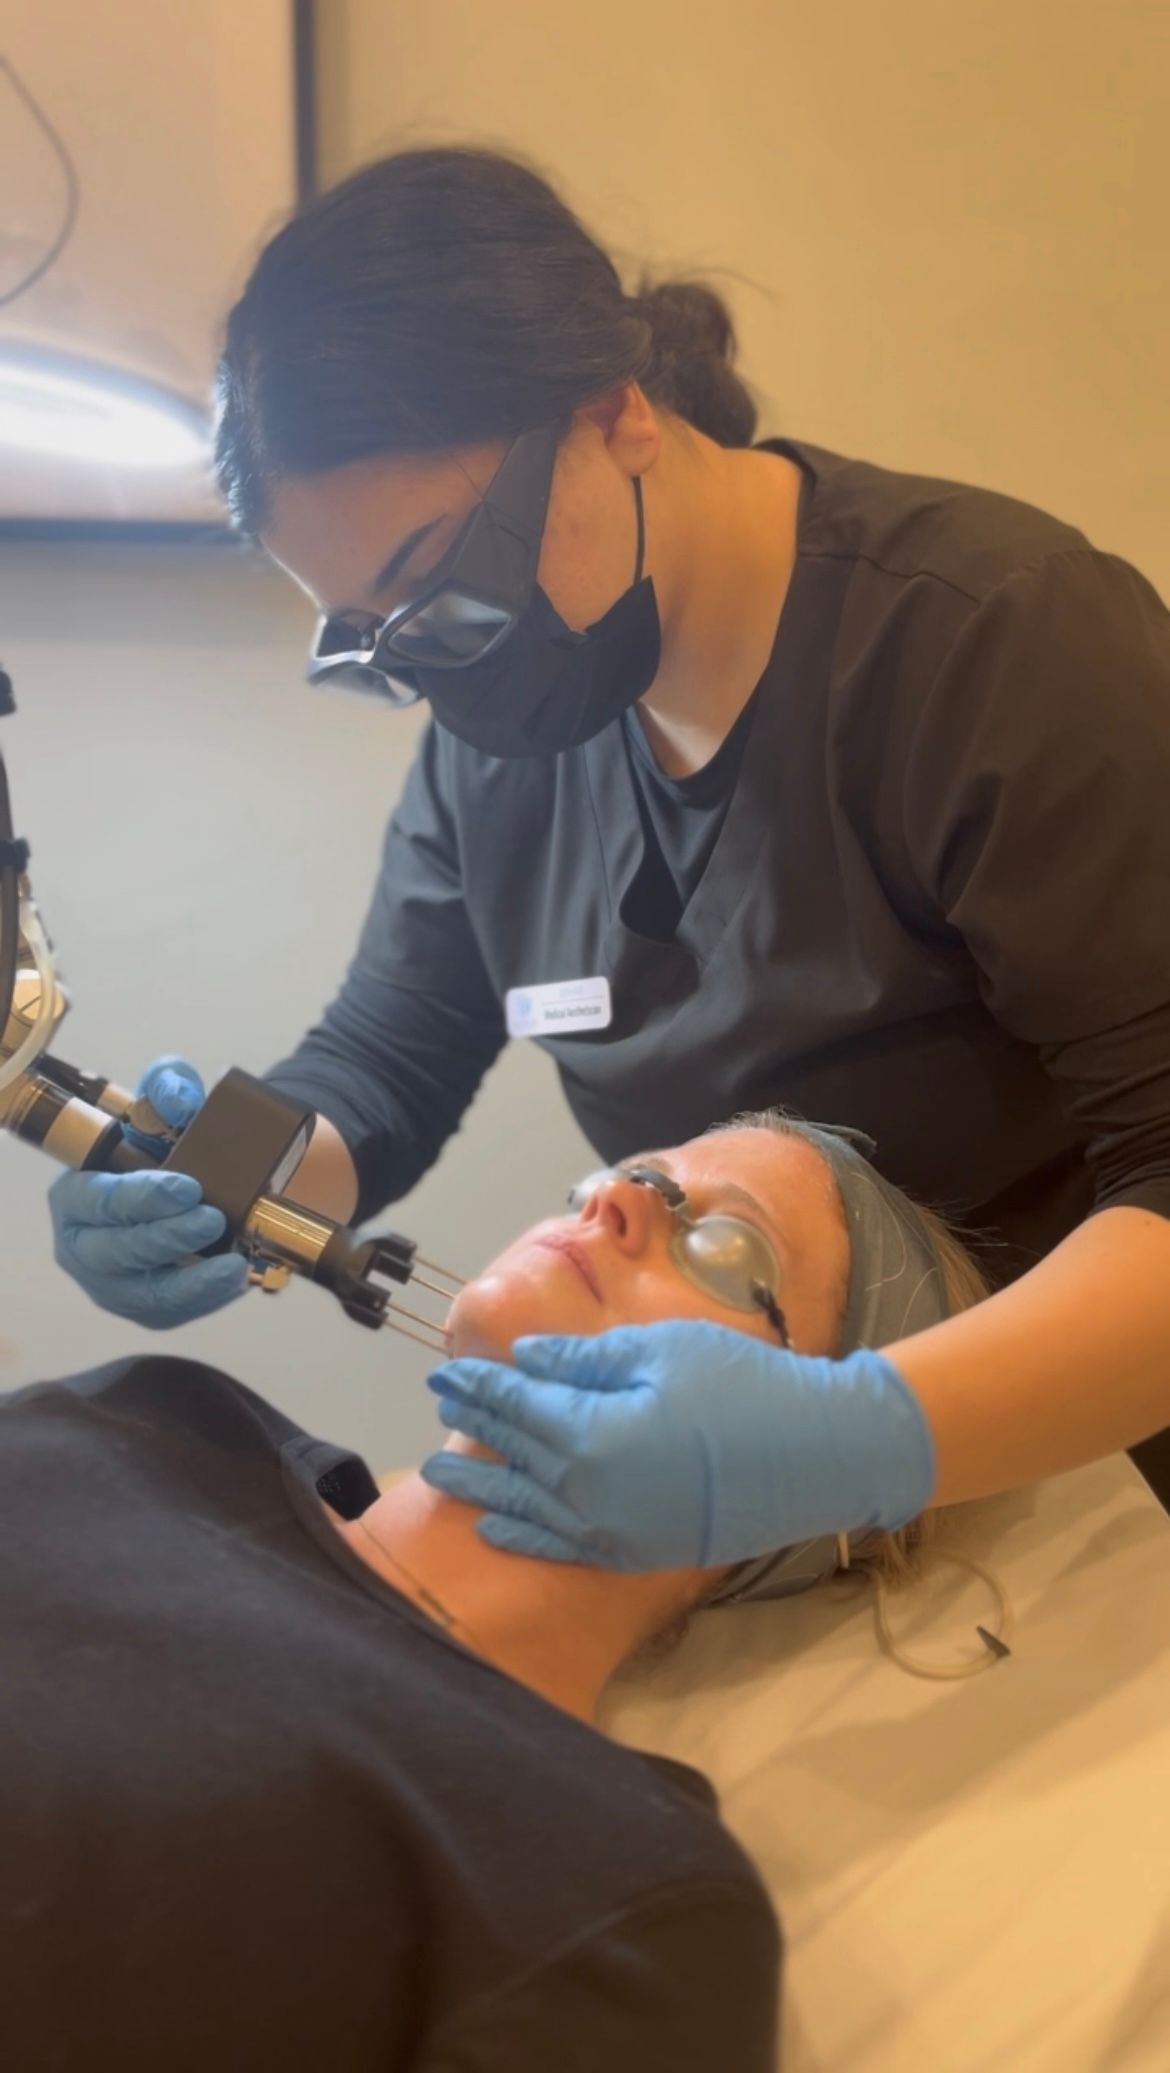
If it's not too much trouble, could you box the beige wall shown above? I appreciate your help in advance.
[318,0,1169,590]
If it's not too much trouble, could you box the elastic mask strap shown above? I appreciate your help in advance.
[632,477,646,584]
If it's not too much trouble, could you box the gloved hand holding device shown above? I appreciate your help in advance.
[48,1056,248,1328]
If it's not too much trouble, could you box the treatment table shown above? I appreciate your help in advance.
[600,1455,1170,2071]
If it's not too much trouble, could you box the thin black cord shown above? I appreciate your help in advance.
[0,55,81,310]
[752,1282,791,1347]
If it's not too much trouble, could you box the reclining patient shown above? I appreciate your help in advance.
[1,1112,983,2073]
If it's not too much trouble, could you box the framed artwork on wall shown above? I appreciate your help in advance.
[0,0,316,534]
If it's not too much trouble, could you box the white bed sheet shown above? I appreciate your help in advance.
[599,1456,1170,2072]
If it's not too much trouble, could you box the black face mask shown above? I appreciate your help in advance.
[419,595,661,758]
[405,479,661,759]
[308,423,662,761]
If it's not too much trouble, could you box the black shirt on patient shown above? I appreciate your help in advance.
[0,1356,780,2072]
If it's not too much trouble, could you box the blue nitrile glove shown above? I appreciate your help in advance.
[48,1056,248,1328]
[123,1053,207,1150]
[420,1320,935,1570]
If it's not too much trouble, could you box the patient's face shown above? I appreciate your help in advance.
[448,1128,849,1360]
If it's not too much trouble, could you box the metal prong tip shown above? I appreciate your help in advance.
[415,1254,466,1288]
[975,1625,1012,1660]
[410,1271,460,1301]
[379,1312,449,1353]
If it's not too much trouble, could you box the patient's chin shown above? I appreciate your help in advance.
[446,1282,528,1362]
[447,1261,604,1362]
[450,1217,621,1355]
[449,1320,511,1360]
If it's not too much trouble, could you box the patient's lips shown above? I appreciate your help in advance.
[533,1233,601,1301]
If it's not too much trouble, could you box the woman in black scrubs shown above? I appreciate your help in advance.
[50,145,1170,1578]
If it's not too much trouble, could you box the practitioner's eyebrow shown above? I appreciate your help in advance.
[369,516,447,597]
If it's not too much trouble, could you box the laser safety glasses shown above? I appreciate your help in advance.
[306,423,560,704]
[567,1164,791,1344]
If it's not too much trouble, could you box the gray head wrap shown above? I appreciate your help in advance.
[704,1122,952,1609]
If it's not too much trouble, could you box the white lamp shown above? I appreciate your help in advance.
[0,341,209,471]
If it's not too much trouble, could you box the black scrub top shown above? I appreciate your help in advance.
[268,437,1170,1286]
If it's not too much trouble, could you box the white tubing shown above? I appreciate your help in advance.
[0,896,59,1096]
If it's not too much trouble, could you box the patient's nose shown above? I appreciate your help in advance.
[578,1174,662,1254]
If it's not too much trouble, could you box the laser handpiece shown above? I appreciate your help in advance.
[0,668,462,1346]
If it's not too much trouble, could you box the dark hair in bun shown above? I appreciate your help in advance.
[216,145,758,531]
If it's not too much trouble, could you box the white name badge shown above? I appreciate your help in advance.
[505,976,612,1038]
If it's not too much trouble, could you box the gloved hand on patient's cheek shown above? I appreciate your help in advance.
[421,1321,935,1571]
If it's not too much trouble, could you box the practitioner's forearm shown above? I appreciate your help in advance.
[284,1113,360,1225]
[887,1206,1170,1505]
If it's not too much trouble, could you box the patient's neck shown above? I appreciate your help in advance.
[333,1437,700,1725]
